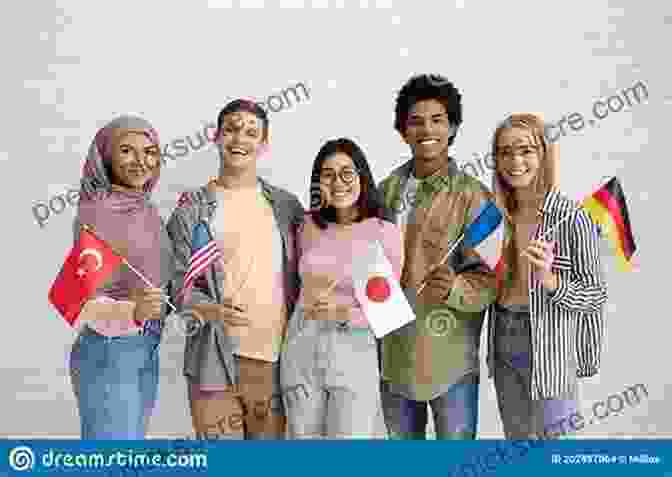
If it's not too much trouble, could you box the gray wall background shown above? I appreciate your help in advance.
[1,0,669,438]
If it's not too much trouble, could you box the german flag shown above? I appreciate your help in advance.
[581,177,637,271]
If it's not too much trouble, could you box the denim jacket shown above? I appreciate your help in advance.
[166,178,304,386]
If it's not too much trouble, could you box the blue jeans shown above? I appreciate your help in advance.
[281,312,379,439]
[493,304,579,439]
[381,372,479,440]
[69,326,161,439]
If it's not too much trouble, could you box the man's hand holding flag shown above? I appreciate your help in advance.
[416,199,505,300]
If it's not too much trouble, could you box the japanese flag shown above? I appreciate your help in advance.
[352,241,416,338]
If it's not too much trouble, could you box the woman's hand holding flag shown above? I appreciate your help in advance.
[522,239,558,292]
[300,273,350,321]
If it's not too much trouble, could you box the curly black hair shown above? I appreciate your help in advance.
[308,138,389,229]
[394,74,463,146]
[215,98,269,141]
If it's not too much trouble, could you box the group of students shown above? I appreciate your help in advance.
[66,73,608,440]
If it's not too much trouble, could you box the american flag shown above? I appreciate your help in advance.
[177,221,221,301]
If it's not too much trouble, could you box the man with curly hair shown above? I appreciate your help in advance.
[378,74,499,440]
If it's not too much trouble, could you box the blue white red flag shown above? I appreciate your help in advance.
[461,200,505,273]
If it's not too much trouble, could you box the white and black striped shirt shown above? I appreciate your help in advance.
[487,188,608,400]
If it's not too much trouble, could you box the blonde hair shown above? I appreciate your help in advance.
[490,113,559,299]
[490,113,559,220]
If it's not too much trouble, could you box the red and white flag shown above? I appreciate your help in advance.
[352,241,416,338]
[48,228,124,326]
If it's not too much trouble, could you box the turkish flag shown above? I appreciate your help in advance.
[48,229,124,326]
[352,241,416,338]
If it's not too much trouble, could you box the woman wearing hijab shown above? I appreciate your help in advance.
[486,113,607,439]
[68,115,175,439]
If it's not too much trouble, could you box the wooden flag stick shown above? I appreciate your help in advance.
[121,259,177,312]
[416,233,464,296]
[80,223,177,312]
[301,275,342,312]
[318,276,341,304]
[519,176,614,256]
[537,213,572,241]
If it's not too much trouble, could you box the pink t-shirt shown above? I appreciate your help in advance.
[297,215,404,328]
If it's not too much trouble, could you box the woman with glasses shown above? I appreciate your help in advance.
[487,113,607,439]
[280,138,403,438]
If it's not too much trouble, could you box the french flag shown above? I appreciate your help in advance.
[462,200,505,277]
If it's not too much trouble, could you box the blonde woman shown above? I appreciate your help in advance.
[487,113,607,439]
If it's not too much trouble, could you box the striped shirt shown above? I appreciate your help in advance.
[487,188,608,400]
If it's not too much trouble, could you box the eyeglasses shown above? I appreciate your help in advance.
[496,145,539,159]
[319,167,359,185]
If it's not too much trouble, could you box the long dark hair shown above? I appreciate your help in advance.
[309,138,387,229]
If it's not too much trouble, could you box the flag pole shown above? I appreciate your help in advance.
[80,223,177,313]
[520,176,614,254]
[302,276,341,311]
[416,233,464,295]
[121,259,177,312]
[537,213,574,241]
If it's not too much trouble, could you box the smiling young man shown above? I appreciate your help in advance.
[378,75,499,440]
[167,99,304,440]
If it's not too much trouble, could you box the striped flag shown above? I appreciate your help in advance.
[177,221,222,301]
[417,199,506,295]
[581,177,637,271]
[462,200,505,274]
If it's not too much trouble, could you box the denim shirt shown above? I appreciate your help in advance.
[166,177,304,386]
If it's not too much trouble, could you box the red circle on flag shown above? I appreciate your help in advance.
[366,276,391,302]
